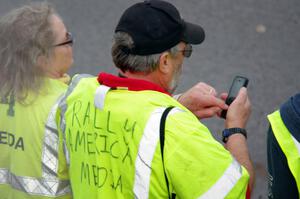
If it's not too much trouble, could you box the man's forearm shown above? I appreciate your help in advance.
[225,134,254,192]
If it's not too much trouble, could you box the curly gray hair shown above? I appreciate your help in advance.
[0,2,57,103]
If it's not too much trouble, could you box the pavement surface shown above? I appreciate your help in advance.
[1,0,300,198]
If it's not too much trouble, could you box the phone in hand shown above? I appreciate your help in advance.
[221,76,249,119]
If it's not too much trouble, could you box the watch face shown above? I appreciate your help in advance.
[222,129,230,137]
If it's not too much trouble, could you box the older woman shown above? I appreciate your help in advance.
[0,3,73,199]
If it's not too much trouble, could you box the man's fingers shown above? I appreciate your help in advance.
[234,87,247,104]
[207,87,217,96]
[205,95,228,110]
[196,82,217,96]
[220,93,228,101]
[194,107,221,119]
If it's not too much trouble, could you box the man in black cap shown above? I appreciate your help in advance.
[56,0,254,198]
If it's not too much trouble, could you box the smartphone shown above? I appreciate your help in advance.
[221,76,249,119]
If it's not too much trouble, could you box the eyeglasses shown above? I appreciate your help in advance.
[53,32,74,47]
[178,44,193,58]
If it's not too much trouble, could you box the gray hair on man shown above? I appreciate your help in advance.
[111,32,180,74]
[0,2,56,103]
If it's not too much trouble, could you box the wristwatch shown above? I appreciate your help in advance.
[222,128,247,143]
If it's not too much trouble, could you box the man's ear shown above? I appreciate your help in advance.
[158,52,171,74]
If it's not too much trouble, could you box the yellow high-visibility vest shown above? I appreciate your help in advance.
[0,78,71,199]
[268,110,300,195]
[57,75,249,199]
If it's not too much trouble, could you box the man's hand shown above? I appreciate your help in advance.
[176,82,228,119]
[224,87,251,128]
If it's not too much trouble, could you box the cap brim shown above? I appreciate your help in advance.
[182,22,205,44]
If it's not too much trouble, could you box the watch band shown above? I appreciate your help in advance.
[222,128,247,143]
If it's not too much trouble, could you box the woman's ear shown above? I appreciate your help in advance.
[37,55,48,69]
[158,52,171,74]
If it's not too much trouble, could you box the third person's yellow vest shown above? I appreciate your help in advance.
[268,110,300,195]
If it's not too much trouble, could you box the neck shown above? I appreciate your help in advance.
[123,70,168,91]
[46,70,64,79]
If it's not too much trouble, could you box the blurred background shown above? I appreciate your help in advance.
[1,0,300,198]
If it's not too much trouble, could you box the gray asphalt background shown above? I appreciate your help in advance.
[2,0,300,198]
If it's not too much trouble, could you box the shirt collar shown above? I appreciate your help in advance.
[97,72,171,96]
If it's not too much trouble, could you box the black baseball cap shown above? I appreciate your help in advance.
[115,0,205,55]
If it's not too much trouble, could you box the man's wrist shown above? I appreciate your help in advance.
[222,128,247,143]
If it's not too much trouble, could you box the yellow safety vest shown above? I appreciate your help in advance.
[268,110,300,195]
[57,75,249,199]
[0,78,71,199]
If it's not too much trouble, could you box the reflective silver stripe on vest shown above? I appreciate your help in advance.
[0,95,71,196]
[94,85,111,110]
[59,74,94,165]
[133,107,183,198]
[291,135,300,155]
[42,95,63,178]
[198,159,242,199]
[0,168,70,197]
[0,168,9,184]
